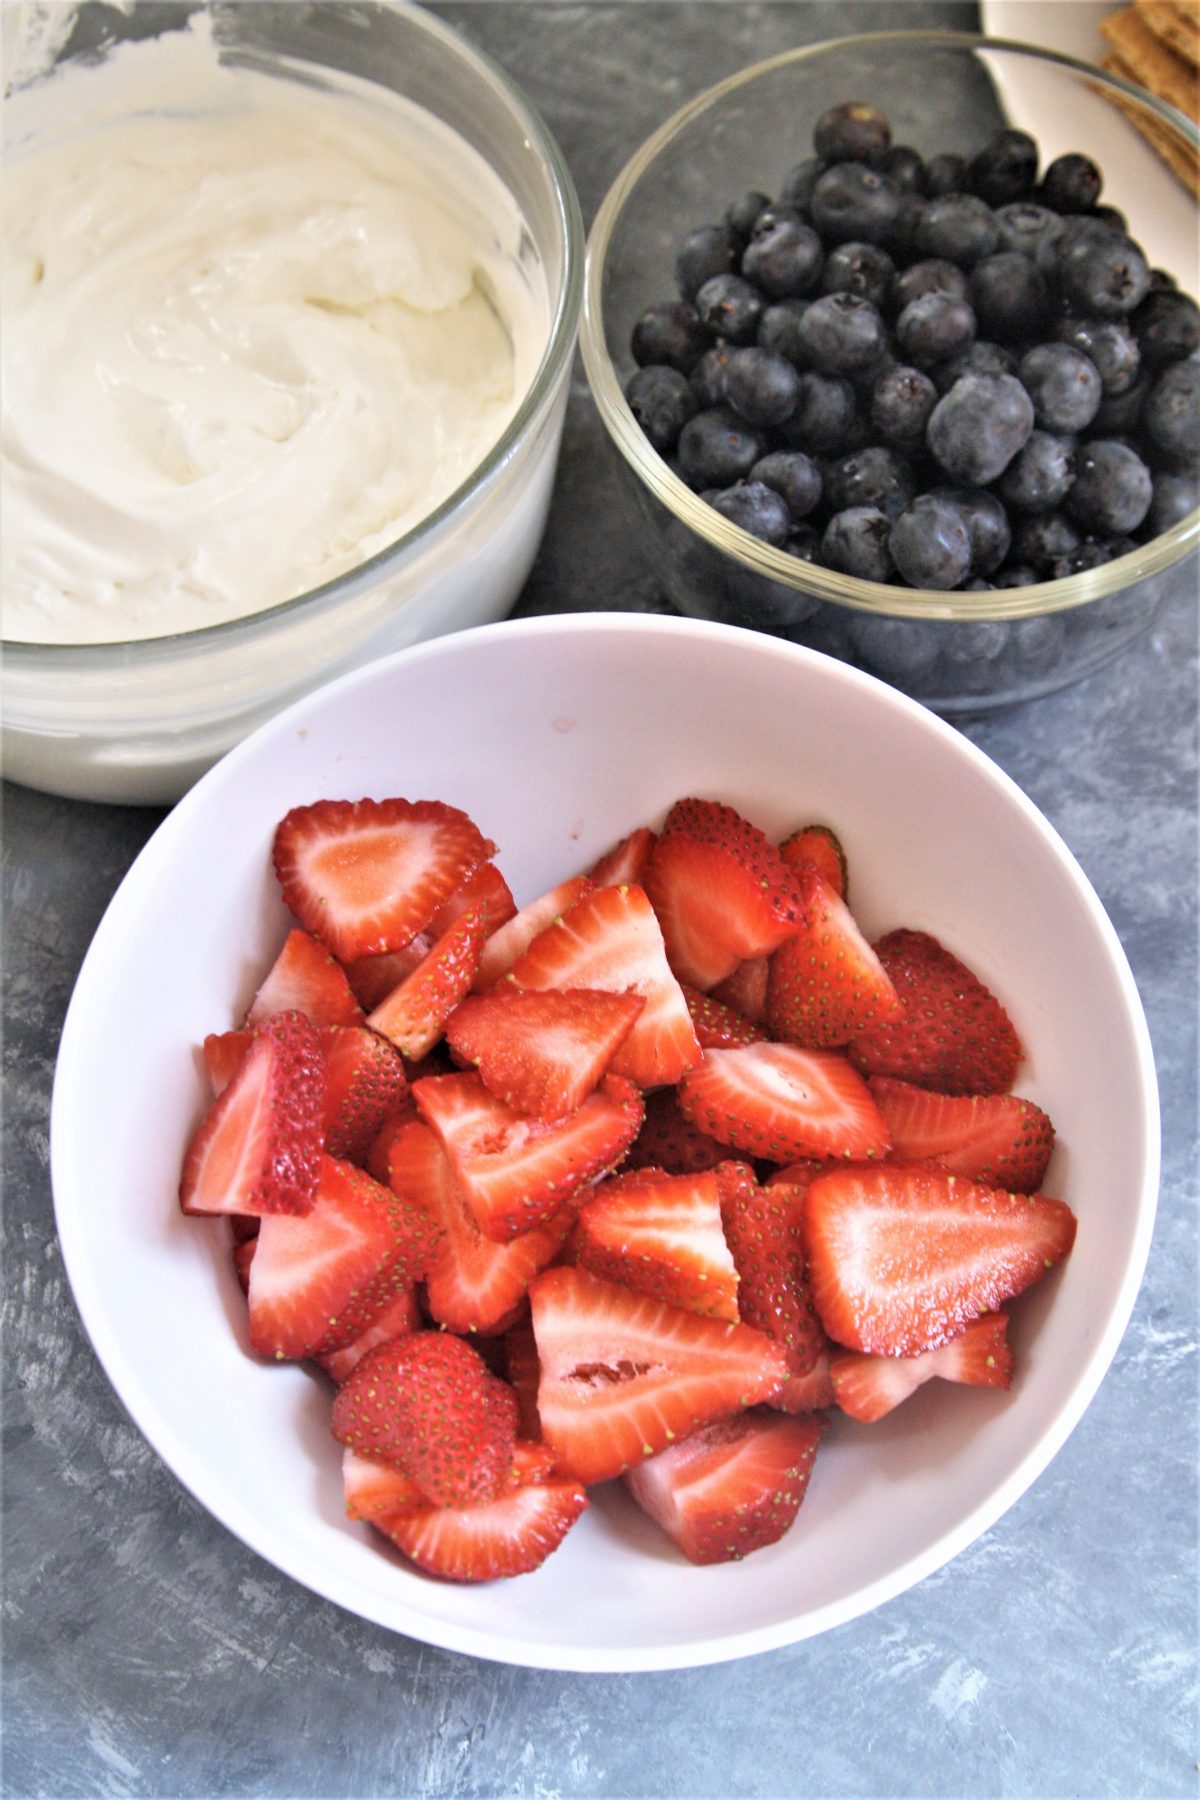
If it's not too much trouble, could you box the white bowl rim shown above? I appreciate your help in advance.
[50,612,1161,1670]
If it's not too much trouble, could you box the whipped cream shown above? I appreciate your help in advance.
[1,17,550,644]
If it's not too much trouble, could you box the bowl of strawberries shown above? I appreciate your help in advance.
[51,611,1159,1669]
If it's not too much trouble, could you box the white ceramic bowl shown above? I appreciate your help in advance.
[51,614,1159,1671]
[1,1,583,806]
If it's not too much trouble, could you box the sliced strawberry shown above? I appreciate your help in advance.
[716,1162,827,1392]
[623,1408,823,1565]
[246,1152,442,1359]
[623,1087,728,1176]
[367,908,487,1060]
[642,797,805,989]
[314,1285,423,1384]
[232,1234,256,1295]
[830,1311,1013,1422]
[373,1465,588,1582]
[425,859,516,940]
[363,1099,421,1186]
[677,1042,890,1164]
[681,982,768,1050]
[202,1028,254,1096]
[569,1167,741,1322]
[509,883,701,1089]
[320,1025,409,1164]
[529,1264,788,1485]
[331,1331,515,1507]
[587,825,657,887]
[272,797,494,962]
[709,956,769,1024]
[387,1116,580,1333]
[765,866,902,1048]
[472,875,593,991]
[245,927,363,1029]
[849,929,1024,1095]
[342,1448,430,1520]
[412,1070,643,1242]
[342,938,432,1012]
[502,1316,544,1439]
[804,1162,1077,1356]
[868,1076,1055,1192]
[778,823,848,899]
[443,986,644,1121]
[779,1349,836,1411]
[180,1010,324,1217]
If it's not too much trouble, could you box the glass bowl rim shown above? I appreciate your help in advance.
[2,0,586,664]
[580,28,1200,623]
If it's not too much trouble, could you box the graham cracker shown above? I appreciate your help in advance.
[1100,5,1199,117]
[1099,51,1200,194]
[1133,0,1199,71]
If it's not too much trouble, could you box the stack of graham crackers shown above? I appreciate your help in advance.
[1099,0,1199,194]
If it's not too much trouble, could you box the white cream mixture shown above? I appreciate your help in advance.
[0,18,549,644]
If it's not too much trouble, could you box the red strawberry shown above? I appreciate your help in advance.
[367,908,487,1060]
[623,1087,728,1176]
[778,823,848,899]
[320,1025,409,1164]
[529,1264,788,1485]
[502,1317,543,1439]
[342,1448,429,1520]
[570,1167,741,1321]
[830,1311,1013,1422]
[364,1099,421,1186]
[412,1070,643,1241]
[373,1463,588,1582]
[868,1076,1056,1192]
[778,1350,836,1412]
[709,956,769,1024]
[765,867,902,1048]
[681,982,768,1050]
[623,1408,823,1565]
[804,1162,1077,1356]
[425,859,516,939]
[849,929,1024,1095]
[246,1152,442,1359]
[587,825,657,887]
[342,939,432,1012]
[331,1331,515,1507]
[472,875,593,991]
[387,1116,581,1333]
[272,797,494,962]
[509,883,701,1089]
[677,1042,891,1164]
[202,1028,254,1096]
[443,986,644,1121]
[715,1162,827,1397]
[245,927,363,1029]
[314,1285,423,1384]
[180,1010,324,1217]
[642,798,806,990]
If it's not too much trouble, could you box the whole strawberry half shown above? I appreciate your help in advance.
[804,1162,1077,1357]
[320,1025,409,1165]
[848,929,1024,1095]
[677,1041,891,1164]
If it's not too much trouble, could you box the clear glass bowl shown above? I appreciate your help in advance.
[580,31,1199,714]
[1,1,584,804]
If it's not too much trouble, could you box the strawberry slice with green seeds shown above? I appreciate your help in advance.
[623,1087,728,1176]
[529,1264,788,1485]
[202,1028,255,1096]
[569,1167,741,1322]
[681,982,768,1050]
[367,908,487,1060]
[472,875,594,992]
[412,1070,643,1242]
[778,823,848,899]
[587,825,657,887]
[272,797,494,962]
[245,927,363,1029]
[709,956,769,1024]
[180,1010,324,1217]
[508,883,701,1089]
[623,1407,824,1565]
[804,1162,1077,1356]
[830,1311,1013,1422]
[342,1448,430,1520]
[342,939,433,1012]
[643,797,806,990]
[443,985,644,1121]
[677,1042,891,1164]
[716,1161,827,1397]
[320,1025,409,1165]
[425,859,516,940]
[314,1285,423,1384]
[766,866,902,1048]
[849,929,1024,1095]
[373,1461,588,1582]
[868,1076,1056,1193]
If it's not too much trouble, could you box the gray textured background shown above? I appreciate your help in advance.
[3,4,1197,1796]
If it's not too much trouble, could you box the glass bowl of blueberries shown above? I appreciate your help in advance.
[580,31,1199,711]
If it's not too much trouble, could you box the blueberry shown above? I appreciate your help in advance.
[935,485,1011,574]
[675,225,734,302]
[870,364,939,448]
[1052,539,1124,577]
[1091,369,1151,436]
[742,217,825,298]
[931,339,1019,395]
[750,450,823,520]
[624,365,698,454]
[912,194,1002,269]
[1149,468,1200,534]
[689,345,733,409]
[994,201,1064,262]
[631,300,709,373]
[777,161,824,214]
[1054,315,1141,395]
[996,430,1076,514]
[1039,152,1102,213]
[1018,342,1103,433]
[1066,439,1153,533]
[724,346,801,427]
[677,406,765,487]
[725,190,772,253]
[1009,509,1082,574]
[1131,289,1200,368]
[709,479,792,545]
[756,300,810,366]
[786,522,822,562]
[1140,358,1200,467]
[810,162,903,246]
[820,506,895,581]
[895,290,976,369]
[847,614,940,683]
[893,258,970,312]
[820,241,895,310]
[881,145,927,195]
[694,273,766,345]
[1053,220,1151,317]
[813,101,891,167]
[993,563,1040,588]
[967,128,1039,207]
[780,371,863,454]
[797,292,888,373]
[926,371,1035,483]
[889,492,973,588]
[824,445,917,520]
[969,252,1052,342]
[924,152,967,197]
